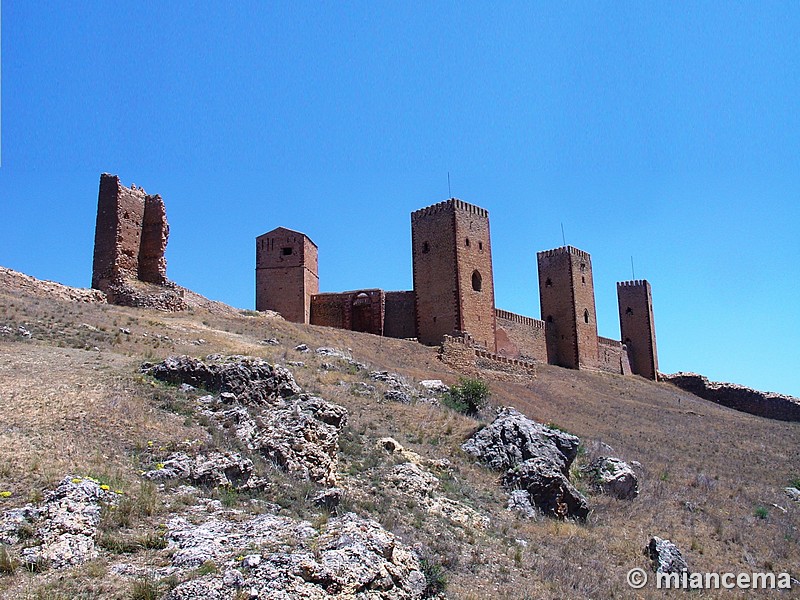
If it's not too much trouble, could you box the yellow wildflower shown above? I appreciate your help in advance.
[0,491,12,498]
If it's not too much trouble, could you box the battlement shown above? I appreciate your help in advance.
[598,336,623,348]
[411,198,489,220]
[617,279,650,288]
[536,245,591,260]
[495,309,546,330]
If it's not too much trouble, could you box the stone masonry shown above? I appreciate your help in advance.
[256,196,659,380]
[91,174,173,302]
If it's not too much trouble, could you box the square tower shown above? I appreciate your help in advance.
[256,227,319,323]
[617,280,659,380]
[411,198,496,350]
[537,246,599,369]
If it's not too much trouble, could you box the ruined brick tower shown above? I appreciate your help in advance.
[256,227,319,323]
[92,173,168,293]
[537,246,599,369]
[617,280,659,380]
[411,199,496,350]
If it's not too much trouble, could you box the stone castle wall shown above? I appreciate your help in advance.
[494,309,548,363]
[618,280,659,380]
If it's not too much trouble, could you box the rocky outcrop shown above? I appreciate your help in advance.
[142,451,266,491]
[0,476,120,570]
[0,266,107,304]
[645,537,688,573]
[164,512,426,599]
[142,354,302,403]
[662,372,800,422]
[462,407,588,520]
[584,457,639,500]
[142,355,346,485]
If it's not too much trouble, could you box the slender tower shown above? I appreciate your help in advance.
[537,246,599,369]
[617,280,659,380]
[411,199,496,350]
[255,227,319,323]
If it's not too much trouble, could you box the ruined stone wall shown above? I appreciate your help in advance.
[597,336,632,375]
[662,373,800,422]
[256,228,319,323]
[92,173,170,292]
[617,280,659,380]
[495,309,548,362]
[310,290,385,335]
[537,246,598,369]
[384,291,417,339]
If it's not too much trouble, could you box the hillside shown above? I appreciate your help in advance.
[0,267,797,599]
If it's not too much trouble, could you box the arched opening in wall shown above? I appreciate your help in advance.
[351,293,373,333]
[626,307,633,315]
[471,270,482,291]
[545,278,552,287]
[584,309,589,324]
[422,241,430,254]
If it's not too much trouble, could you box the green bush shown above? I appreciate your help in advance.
[443,378,490,416]
[754,505,769,520]
[420,558,447,597]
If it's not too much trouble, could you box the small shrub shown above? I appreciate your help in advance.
[0,544,17,574]
[420,558,447,597]
[130,575,161,600]
[194,560,218,577]
[442,378,490,416]
[789,476,800,490]
[754,505,769,520]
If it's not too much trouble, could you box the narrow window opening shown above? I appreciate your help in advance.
[433,316,437,323]
[281,247,293,256]
[471,270,482,291]
[422,241,430,254]
[465,238,470,247]
[478,241,483,251]
[625,307,633,315]
[580,262,586,273]
[545,278,552,288]
[584,309,589,324]
[582,276,586,284]
[546,315,553,323]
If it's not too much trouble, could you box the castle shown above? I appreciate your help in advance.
[256,198,659,380]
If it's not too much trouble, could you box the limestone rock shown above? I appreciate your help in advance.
[645,537,689,573]
[142,452,265,490]
[311,487,344,511]
[584,457,639,499]
[503,458,589,520]
[419,379,450,394]
[385,389,412,404]
[142,354,302,403]
[461,407,580,475]
[0,476,120,570]
[507,489,538,519]
[165,512,425,599]
[784,487,800,502]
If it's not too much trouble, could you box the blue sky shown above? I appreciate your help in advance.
[1,2,798,396]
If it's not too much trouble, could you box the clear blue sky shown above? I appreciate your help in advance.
[1,3,798,396]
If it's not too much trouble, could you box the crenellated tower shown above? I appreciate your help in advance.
[617,280,659,380]
[411,199,496,350]
[537,246,599,369]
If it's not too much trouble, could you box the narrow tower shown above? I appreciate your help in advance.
[255,227,319,323]
[537,246,599,369]
[617,280,659,380]
[411,199,496,350]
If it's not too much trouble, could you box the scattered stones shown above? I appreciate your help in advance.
[785,487,800,502]
[350,382,376,396]
[315,347,349,358]
[261,338,280,345]
[294,344,310,353]
[164,512,425,599]
[369,370,407,387]
[462,407,588,519]
[0,476,121,570]
[645,537,689,574]
[584,457,639,499]
[384,389,412,404]
[179,382,196,392]
[287,361,305,367]
[419,379,450,394]
[311,487,344,511]
[18,326,32,339]
[119,327,131,334]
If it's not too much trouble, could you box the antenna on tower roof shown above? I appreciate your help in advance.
[561,223,566,246]
[631,256,636,280]
[447,172,452,199]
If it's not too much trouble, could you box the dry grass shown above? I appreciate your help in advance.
[0,277,798,599]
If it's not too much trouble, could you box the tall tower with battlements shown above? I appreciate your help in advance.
[411,199,496,350]
[537,246,599,369]
[256,227,319,323]
[617,280,659,380]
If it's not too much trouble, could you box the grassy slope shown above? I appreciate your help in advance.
[0,275,797,599]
